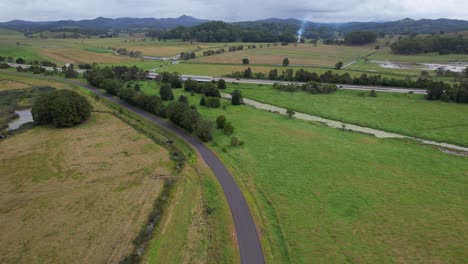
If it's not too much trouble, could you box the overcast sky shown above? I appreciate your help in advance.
[0,0,467,22]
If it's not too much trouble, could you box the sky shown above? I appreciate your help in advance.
[0,0,467,22]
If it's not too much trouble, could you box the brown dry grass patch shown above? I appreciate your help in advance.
[0,112,172,264]
[194,44,375,66]
[39,48,139,65]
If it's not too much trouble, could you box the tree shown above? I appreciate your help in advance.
[242,58,249,65]
[160,83,174,101]
[194,119,214,142]
[134,84,141,92]
[282,58,290,67]
[344,31,378,45]
[368,89,377,97]
[178,95,188,104]
[32,90,92,128]
[184,78,198,92]
[335,61,343,69]
[217,79,226,89]
[231,90,243,105]
[223,121,234,135]
[102,79,123,95]
[216,115,226,129]
[200,96,206,106]
[286,109,295,118]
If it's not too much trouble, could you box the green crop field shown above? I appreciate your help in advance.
[222,83,468,146]
[367,47,468,64]
[139,84,468,263]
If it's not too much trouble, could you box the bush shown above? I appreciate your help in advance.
[178,95,188,104]
[184,78,198,92]
[335,61,343,69]
[223,121,234,135]
[286,109,295,118]
[205,97,221,108]
[231,136,240,146]
[217,79,226,89]
[368,89,377,97]
[15,57,25,64]
[32,90,92,128]
[200,96,206,106]
[231,90,243,105]
[194,119,214,142]
[216,115,226,129]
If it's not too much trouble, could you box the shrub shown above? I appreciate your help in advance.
[184,78,198,92]
[205,97,221,108]
[216,115,226,129]
[178,95,188,104]
[368,89,377,97]
[15,57,25,64]
[223,121,234,135]
[200,96,206,106]
[286,109,295,118]
[231,136,240,146]
[217,79,226,89]
[335,61,343,69]
[231,90,243,105]
[194,119,214,142]
[32,90,92,128]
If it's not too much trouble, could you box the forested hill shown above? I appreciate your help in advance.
[2,16,468,38]
[0,15,209,34]
[337,18,468,34]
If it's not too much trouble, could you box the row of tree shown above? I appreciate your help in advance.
[85,68,241,141]
[273,82,337,94]
[426,81,468,103]
[391,35,468,54]
[344,31,378,45]
[231,67,456,89]
[112,48,143,58]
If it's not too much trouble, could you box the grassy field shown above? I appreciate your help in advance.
[0,111,172,263]
[143,85,468,263]
[367,47,468,64]
[193,43,375,66]
[223,83,468,146]
[0,72,238,264]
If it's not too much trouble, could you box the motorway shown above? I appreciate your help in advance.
[66,79,266,264]
[7,63,427,95]
[181,75,428,95]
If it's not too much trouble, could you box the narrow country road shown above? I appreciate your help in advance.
[68,80,265,264]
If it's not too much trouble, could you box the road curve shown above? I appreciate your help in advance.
[69,80,265,264]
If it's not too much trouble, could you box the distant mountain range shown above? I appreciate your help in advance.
[0,16,209,34]
[1,16,468,36]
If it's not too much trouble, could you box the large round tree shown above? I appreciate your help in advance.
[32,90,92,128]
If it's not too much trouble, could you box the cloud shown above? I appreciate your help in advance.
[0,0,467,22]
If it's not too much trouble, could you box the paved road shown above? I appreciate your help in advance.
[67,80,265,264]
